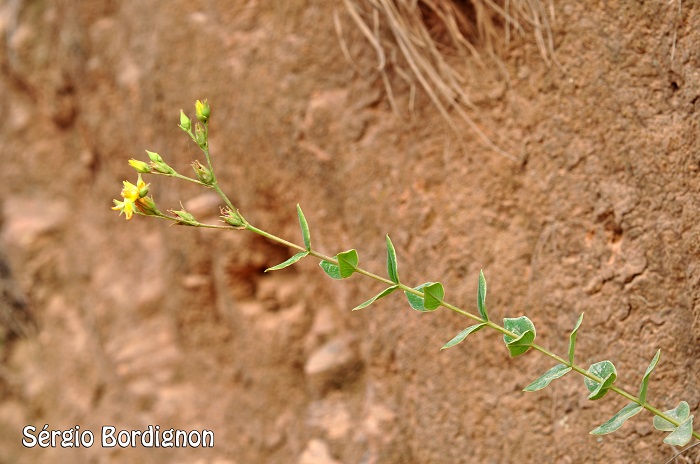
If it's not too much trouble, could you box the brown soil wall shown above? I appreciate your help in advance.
[0,1,698,463]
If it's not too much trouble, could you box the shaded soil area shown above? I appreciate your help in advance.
[0,1,699,463]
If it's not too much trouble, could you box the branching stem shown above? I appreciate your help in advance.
[124,103,699,448]
[208,178,697,439]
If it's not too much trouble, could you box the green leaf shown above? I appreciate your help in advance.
[654,401,690,432]
[590,403,643,435]
[337,249,359,279]
[584,360,618,400]
[353,286,398,311]
[423,282,445,310]
[405,282,436,312]
[654,402,695,446]
[386,235,400,283]
[265,251,308,272]
[638,349,660,404]
[523,364,572,392]
[663,415,694,446]
[319,259,341,279]
[568,313,584,364]
[477,270,488,321]
[503,316,536,357]
[297,204,311,250]
[441,323,486,350]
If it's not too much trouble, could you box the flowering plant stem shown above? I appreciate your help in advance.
[113,100,699,453]
[245,219,697,441]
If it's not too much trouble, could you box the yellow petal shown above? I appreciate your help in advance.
[121,180,140,202]
[123,200,134,220]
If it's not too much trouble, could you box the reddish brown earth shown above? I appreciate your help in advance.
[1,1,699,463]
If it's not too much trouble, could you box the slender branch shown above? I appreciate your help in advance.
[235,216,699,439]
[121,102,699,449]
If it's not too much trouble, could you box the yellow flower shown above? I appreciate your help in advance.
[195,99,210,123]
[128,159,152,173]
[121,174,149,200]
[121,180,140,202]
[112,174,149,220]
[112,198,136,220]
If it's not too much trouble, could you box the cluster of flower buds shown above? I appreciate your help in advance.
[179,99,210,149]
[113,99,246,229]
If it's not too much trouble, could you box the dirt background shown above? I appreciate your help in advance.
[0,1,699,463]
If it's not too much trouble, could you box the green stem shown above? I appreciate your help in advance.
[201,137,235,212]
[164,120,698,442]
[156,209,698,438]
[238,219,699,441]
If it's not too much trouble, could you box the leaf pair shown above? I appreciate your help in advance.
[523,314,583,392]
[588,354,648,435]
[440,271,489,350]
[350,236,402,310]
[265,204,311,272]
[584,360,617,400]
[405,282,445,311]
[358,278,444,313]
[522,315,618,399]
[652,401,695,446]
[591,350,694,445]
[503,316,536,357]
[349,236,450,313]
[320,249,359,279]
[440,272,537,355]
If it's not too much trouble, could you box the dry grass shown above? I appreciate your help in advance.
[336,0,556,161]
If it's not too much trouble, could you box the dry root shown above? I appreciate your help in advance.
[337,0,556,161]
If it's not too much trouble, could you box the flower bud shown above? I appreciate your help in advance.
[191,160,213,184]
[170,207,197,225]
[139,184,151,198]
[195,99,210,123]
[145,150,175,174]
[221,207,247,228]
[194,123,207,148]
[146,150,164,163]
[135,196,161,216]
[179,109,192,132]
[150,162,176,175]
[129,159,152,173]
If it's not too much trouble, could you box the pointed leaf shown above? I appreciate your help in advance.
[654,401,690,431]
[663,415,694,446]
[590,403,643,435]
[523,364,572,392]
[353,286,398,311]
[337,249,359,279]
[265,251,308,272]
[638,349,661,404]
[297,204,311,250]
[319,259,341,280]
[423,282,445,310]
[503,316,537,357]
[441,323,486,350]
[584,360,618,400]
[386,235,400,283]
[568,313,584,364]
[405,282,436,312]
[477,270,488,321]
